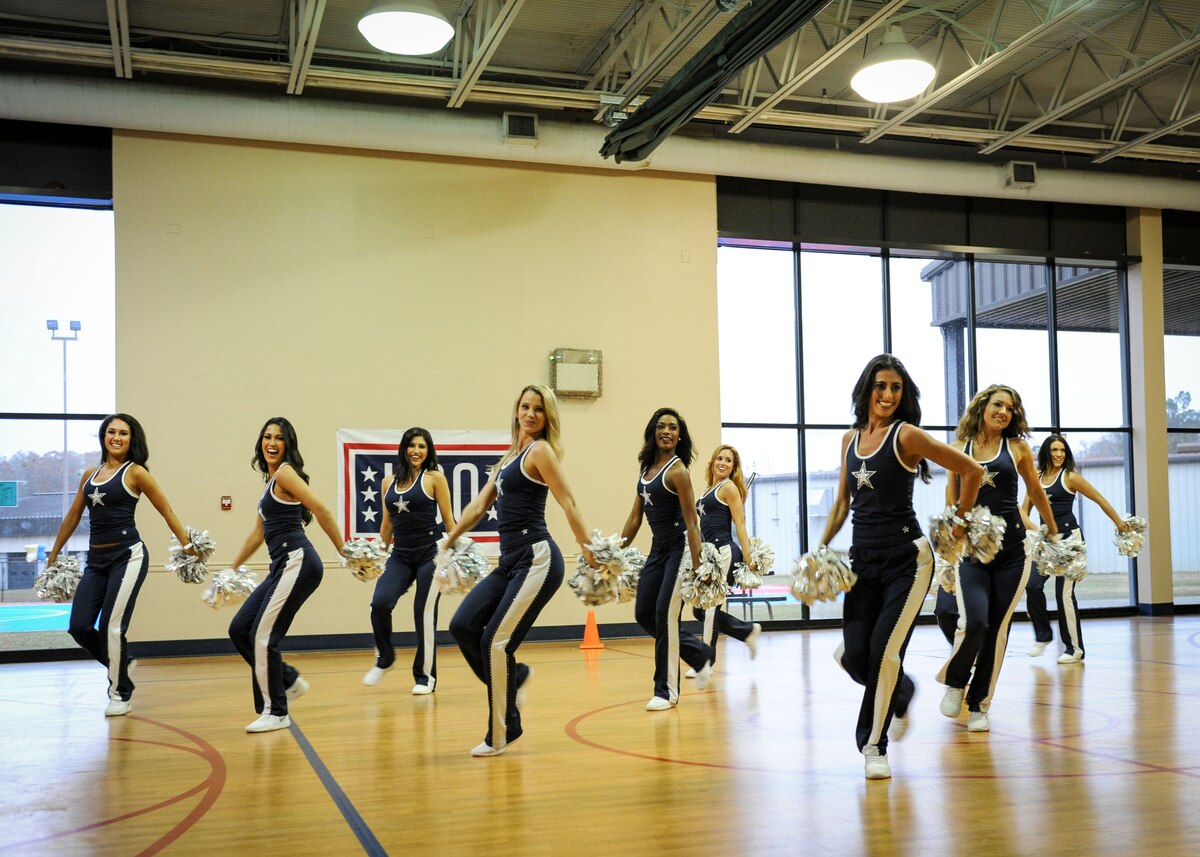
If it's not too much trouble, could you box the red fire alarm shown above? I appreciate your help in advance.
[220,496,232,511]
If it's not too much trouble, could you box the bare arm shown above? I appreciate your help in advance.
[667,462,702,569]
[898,425,983,514]
[443,470,498,545]
[129,465,195,554]
[818,432,854,547]
[378,476,394,547]
[1066,471,1131,531]
[527,442,598,567]
[720,481,756,571]
[47,469,93,564]
[1019,493,1038,531]
[620,492,644,548]
[229,517,266,568]
[1014,441,1057,537]
[428,471,458,533]
[274,465,345,556]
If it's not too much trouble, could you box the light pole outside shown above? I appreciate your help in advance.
[47,319,81,518]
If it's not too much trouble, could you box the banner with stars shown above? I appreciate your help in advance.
[337,428,509,554]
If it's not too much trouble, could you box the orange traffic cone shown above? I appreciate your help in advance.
[580,609,605,650]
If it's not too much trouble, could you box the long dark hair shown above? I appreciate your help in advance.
[1036,433,1077,477]
[98,413,150,468]
[637,407,695,473]
[393,427,439,486]
[252,416,312,525]
[850,355,930,482]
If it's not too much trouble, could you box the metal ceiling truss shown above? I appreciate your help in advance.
[104,0,131,79]
[448,0,527,109]
[287,0,326,95]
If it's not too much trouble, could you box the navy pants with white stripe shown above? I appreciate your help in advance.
[229,544,323,717]
[839,538,931,753]
[450,539,562,749]
[371,544,440,687]
[635,535,715,702]
[938,539,1033,712]
[69,540,148,703]
[1026,568,1085,657]
[692,542,753,664]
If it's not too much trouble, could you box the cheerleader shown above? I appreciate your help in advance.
[819,356,983,778]
[445,385,598,757]
[689,445,761,671]
[228,417,345,733]
[1020,433,1132,664]
[46,414,196,716]
[620,407,715,711]
[937,386,1057,733]
[363,428,456,694]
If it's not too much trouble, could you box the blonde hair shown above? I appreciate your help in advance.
[704,444,747,501]
[956,384,1030,442]
[498,384,564,467]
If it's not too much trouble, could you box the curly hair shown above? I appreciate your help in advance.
[638,407,695,473]
[955,384,1030,442]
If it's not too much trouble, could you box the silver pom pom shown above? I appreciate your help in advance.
[790,545,856,606]
[34,555,82,602]
[201,566,259,608]
[166,526,217,584]
[963,505,1007,564]
[680,542,730,609]
[343,537,388,582]
[1114,515,1147,558]
[1031,527,1085,578]
[732,561,763,591]
[567,530,643,606]
[934,554,957,594]
[747,537,775,575]
[928,506,967,564]
[434,537,489,594]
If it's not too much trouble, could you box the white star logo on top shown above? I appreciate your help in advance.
[641,490,653,506]
[361,466,378,483]
[495,478,504,498]
[981,467,998,488]
[852,462,876,489]
[88,488,105,506]
[394,498,410,514]
[697,503,707,516]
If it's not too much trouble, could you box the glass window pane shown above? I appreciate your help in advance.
[801,252,883,424]
[804,428,850,619]
[721,428,801,623]
[973,259,1051,427]
[1056,265,1126,427]
[1169,430,1200,606]
[717,246,798,424]
[1164,269,1200,430]
[0,204,115,414]
[1,419,102,628]
[890,256,968,427]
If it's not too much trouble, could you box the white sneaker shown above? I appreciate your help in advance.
[694,662,713,690]
[104,699,131,717]
[940,686,965,717]
[684,668,697,679]
[285,676,309,701]
[1029,642,1047,657]
[363,665,392,686]
[471,741,506,757]
[1057,651,1083,664]
[863,744,891,779]
[245,714,291,733]
[411,677,436,695]
[645,696,676,711]
[967,710,990,732]
[890,713,909,741]
[745,623,762,659]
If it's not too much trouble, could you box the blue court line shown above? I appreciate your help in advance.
[289,718,388,857]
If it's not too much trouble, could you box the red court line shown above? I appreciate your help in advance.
[3,715,227,855]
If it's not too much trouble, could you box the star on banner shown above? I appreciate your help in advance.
[361,466,378,483]
[362,507,378,523]
[361,487,377,503]
[852,462,876,489]
[486,508,498,521]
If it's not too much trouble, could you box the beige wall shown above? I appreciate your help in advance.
[113,132,719,644]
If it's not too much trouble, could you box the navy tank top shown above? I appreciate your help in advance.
[639,456,685,544]
[385,471,443,549]
[85,460,141,544]
[494,442,550,552]
[698,480,734,548]
[258,465,309,560]
[1040,469,1080,537]
[846,422,922,546]
[967,437,1023,550]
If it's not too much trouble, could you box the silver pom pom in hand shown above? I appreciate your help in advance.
[343,537,388,582]
[790,545,856,606]
[928,506,967,565]
[733,537,773,590]
[201,566,259,608]
[434,537,489,595]
[680,542,730,610]
[34,555,82,602]
[166,526,216,584]
[934,554,958,594]
[1114,515,1148,558]
[1028,527,1085,579]
[568,530,643,606]
[963,506,1007,563]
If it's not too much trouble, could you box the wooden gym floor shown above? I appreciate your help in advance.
[1,616,1197,856]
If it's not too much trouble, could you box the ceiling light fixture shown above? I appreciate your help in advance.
[850,25,935,103]
[357,0,454,56]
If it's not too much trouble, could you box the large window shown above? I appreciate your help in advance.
[717,243,1132,624]
[1164,266,1200,605]
[0,203,114,640]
